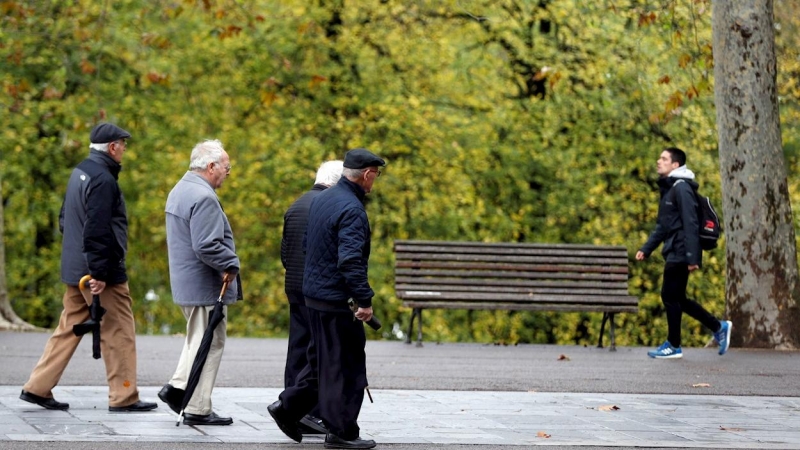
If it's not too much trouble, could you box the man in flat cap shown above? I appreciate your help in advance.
[268,148,384,449]
[20,123,158,413]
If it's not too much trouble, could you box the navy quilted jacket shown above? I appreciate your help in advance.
[302,177,374,309]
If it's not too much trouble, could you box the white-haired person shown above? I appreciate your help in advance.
[158,139,241,425]
[280,160,344,436]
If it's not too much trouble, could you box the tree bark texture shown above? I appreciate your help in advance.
[0,175,40,331]
[712,0,800,349]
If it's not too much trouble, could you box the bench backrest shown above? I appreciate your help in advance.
[394,240,638,313]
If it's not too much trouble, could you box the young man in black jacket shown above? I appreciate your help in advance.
[20,123,157,412]
[636,147,731,359]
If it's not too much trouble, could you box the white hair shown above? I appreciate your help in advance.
[315,160,344,186]
[343,167,367,179]
[189,139,225,171]
[89,143,110,153]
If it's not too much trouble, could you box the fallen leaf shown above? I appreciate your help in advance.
[536,431,551,438]
[720,426,744,432]
[692,383,712,388]
[557,354,570,361]
[598,404,620,411]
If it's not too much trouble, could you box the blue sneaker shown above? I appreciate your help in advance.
[647,341,682,359]
[714,320,732,355]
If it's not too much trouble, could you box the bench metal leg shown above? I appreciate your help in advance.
[609,313,617,351]
[415,308,423,347]
[598,313,608,349]
[597,312,618,351]
[406,308,423,347]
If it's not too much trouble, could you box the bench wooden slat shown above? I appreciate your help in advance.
[396,261,629,273]
[402,300,638,313]
[394,240,627,255]
[396,253,628,265]
[395,284,630,296]
[395,268,629,281]
[397,291,638,305]
[395,276,628,290]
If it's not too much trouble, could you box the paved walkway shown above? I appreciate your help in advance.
[1,386,799,448]
[3,331,800,448]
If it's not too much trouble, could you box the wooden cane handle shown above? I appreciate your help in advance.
[79,274,93,291]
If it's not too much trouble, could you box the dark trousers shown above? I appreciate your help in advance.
[280,308,368,440]
[284,301,321,417]
[284,302,312,389]
[661,262,721,348]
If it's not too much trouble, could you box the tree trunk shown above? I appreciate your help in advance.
[712,0,800,349]
[0,174,42,331]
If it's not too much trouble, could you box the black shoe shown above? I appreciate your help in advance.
[267,400,302,443]
[325,433,376,449]
[183,411,233,426]
[158,384,185,414]
[19,390,69,410]
[108,400,158,412]
[299,414,327,434]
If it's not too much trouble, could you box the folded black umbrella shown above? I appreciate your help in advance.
[176,279,229,426]
[73,275,106,359]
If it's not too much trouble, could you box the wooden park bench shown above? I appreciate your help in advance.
[393,240,638,350]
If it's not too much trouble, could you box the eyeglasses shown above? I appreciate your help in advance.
[216,162,232,172]
[369,169,381,177]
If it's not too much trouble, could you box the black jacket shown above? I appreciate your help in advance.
[281,184,327,304]
[640,175,702,266]
[302,177,374,311]
[59,150,128,285]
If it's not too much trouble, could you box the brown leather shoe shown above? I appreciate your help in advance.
[19,390,69,410]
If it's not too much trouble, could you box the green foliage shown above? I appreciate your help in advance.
[2,0,798,348]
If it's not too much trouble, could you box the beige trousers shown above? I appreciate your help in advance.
[169,304,227,415]
[23,283,140,407]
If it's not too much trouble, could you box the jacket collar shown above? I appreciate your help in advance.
[88,150,122,179]
[338,177,366,201]
[181,171,218,194]
[658,175,699,194]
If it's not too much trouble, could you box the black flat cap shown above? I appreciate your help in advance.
[90,123,131,144]
[343,148,385,169]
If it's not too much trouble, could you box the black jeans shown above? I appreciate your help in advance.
[661,262,721,348]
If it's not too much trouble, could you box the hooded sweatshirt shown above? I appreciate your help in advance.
[639,165,702,266]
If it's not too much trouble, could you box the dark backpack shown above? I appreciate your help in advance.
[673,180,721,251]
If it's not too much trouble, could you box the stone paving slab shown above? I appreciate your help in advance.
[0,386,798,448]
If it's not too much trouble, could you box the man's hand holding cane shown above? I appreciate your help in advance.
[348,299,381,331]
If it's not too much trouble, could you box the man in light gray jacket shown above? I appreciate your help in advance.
[158,139,240,426]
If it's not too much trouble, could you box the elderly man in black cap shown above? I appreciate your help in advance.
[268,148,384,449]
[20,123,157,413]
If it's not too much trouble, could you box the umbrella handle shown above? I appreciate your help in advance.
[79,274,93,291]
[218,279,230,300]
